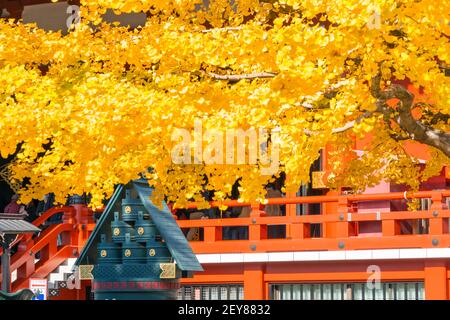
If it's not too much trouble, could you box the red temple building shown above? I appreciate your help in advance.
[0,0,449,300]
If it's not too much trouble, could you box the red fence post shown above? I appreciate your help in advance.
[289,222,310,239]
[429,192,446,235]
[249,203,267,241]
[70,204,94,250]
[285,191,298,239]
[382,219,401,236]
[63,207,75,224]
[204,225,222,243]
[333,196,358,238]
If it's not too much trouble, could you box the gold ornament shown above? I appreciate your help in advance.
[124,249,131,257]
[113,228,120,236]
[160,263,176,279]
[137,227,144,235]
[100,250,107,257]
[149,249,156,256]
[124,206,132,214]
[79,265,94,280]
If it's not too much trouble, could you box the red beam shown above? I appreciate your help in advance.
[179,190,450,210]
[187,234,450,254]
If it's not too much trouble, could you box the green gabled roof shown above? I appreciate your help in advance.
[132,179,203,272]
[74,179,203,272]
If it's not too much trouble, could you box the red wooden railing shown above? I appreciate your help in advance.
[0,204,96,291]
[175,190,450,254]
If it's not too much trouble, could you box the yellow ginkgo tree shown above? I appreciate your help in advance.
[0,0,448,208]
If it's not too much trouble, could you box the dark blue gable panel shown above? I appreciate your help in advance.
[132,180,203,272]
[74,184,125,268]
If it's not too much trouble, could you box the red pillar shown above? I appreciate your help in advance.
[243,263,265,300]
[424,261,448,300]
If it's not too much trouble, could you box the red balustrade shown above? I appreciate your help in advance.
[175,190,450,254]
[0,205,97,291]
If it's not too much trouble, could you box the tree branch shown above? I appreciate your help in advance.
[371,74,450,157]
[303,109,375,136]
[205,71,277,81]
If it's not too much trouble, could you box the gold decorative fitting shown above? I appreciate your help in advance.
[125,206,132,213]
[160,263,176,279]
[113,228,120,236]
[100,250,107,257]
[149,249,156,256]
[124,249,131,257]
[137,227,144,235]
[78,265,94,280]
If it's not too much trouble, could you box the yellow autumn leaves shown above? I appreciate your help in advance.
[0,0,448,208]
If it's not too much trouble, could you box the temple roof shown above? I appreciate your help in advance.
[0,218,40,234]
